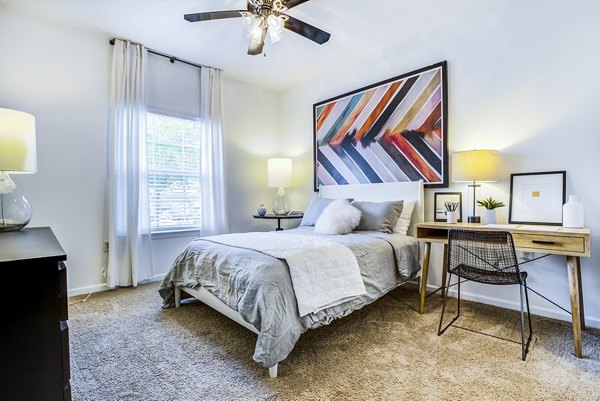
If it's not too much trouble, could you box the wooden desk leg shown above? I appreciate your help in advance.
[567,256,583,358]
[419,242,432,314]
[576,257,585,330]
[440,243,448,299]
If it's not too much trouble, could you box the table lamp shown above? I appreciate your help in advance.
[453,149,499,223]
[0,108,37,232]
[267,158,292,215]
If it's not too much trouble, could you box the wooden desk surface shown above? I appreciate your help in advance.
[416,222,591,257]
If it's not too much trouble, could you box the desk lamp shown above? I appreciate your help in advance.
[453,150,499,223]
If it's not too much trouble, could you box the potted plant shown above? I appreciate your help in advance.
[476,196,505,224]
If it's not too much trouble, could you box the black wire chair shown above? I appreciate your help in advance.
[438,229,533,360]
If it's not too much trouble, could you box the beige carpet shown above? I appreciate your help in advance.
[69,282,600,400]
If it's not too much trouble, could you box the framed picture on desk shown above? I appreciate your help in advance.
[434,192,462,222]
[509,171,566,225]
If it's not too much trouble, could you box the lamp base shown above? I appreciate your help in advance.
[467,216,481,224]
[272,187,291,215]
[0,173,32,232]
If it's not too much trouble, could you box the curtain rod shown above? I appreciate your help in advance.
[109,38,220,71]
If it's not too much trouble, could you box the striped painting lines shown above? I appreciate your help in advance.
[313,61,448,190]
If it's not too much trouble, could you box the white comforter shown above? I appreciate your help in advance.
[203,232,367,316]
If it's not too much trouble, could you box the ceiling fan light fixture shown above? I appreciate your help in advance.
[267,15,285,43]
[241,12,264,43]
[187,1,331,56]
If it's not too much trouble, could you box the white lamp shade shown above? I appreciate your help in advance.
[0,108,37,173]
[267,158,292,188]
[453,150,499,183]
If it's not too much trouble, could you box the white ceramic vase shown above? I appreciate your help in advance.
[482,209,497,224]
[563,195,584,228]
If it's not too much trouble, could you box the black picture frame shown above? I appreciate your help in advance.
[313,61,449,192]
[434,192,463,222]
[508,171,566,225]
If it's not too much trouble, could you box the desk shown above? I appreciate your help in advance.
[252,213,303,231]
[416,221,591,358]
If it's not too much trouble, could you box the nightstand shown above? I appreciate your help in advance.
[252,213,303,231]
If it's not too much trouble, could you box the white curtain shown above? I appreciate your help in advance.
[199,67,229,236]
[107,39,153,287]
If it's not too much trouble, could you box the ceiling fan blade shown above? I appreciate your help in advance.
[247,39,264,56]
[184,10,244,22]
[284,15,330,45]
[285,0,311,9]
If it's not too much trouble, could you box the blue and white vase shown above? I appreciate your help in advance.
[257,204,267,216]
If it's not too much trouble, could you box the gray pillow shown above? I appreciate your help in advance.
[300,197,337,226]
[351,200,404,233]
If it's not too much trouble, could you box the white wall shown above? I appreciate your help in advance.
[0,6,111,293]
[3,1,599,329]
[0,6,281,294]
[278,1,600,327]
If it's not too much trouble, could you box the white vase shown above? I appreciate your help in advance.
[446,211,458,224]
[563,195,584,228]
[482,209,497,224]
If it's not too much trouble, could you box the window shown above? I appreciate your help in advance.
[146,112,201,232]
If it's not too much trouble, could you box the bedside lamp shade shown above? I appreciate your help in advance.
[453,150,499,223]
[0,108,37,232]
[453,150,499,183]
[0,108,37,173]
[267,158,292,188]
[267,158,292,215]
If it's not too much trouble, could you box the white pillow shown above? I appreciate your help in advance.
[394,200,416,235]
[314,199,361,235]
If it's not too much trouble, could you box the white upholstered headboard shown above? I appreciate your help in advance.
[318,181,425,237]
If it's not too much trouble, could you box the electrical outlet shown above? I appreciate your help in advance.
[103,240,109,253]
[521,251,534,261]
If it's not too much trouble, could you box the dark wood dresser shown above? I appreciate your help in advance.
[0,227,71,401]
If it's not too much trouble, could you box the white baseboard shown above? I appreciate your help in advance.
[68,273,165,297]
[428,283,600,329]
[68,283,108,297]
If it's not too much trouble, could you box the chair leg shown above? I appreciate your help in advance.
[438,272,459,335]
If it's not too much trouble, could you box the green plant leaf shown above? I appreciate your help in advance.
[476,196,505,210]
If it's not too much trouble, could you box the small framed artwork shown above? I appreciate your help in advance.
[509,171,566,225]
[434,192,462,222]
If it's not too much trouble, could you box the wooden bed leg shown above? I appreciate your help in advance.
[268,364,278,378]
[174,286,181,308]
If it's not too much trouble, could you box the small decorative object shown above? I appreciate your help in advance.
[563,195,584,228]
[313,61,449,191]
[509,171,566,225]
[453,149,500,223]
[0,108,37,232]
[268,158,292,215]
[476,196,505,224]
[434,192,462,222]
[257,204,267,216]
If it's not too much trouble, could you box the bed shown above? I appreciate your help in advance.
[159,181,425,378]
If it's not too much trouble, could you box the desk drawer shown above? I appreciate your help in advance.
[512,233,585,254]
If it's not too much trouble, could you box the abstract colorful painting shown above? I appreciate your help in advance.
[313,61,448,191]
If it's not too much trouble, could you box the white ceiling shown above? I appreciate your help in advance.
[0,0,497,91]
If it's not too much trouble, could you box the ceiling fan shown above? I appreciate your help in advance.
[184,0,331,56]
